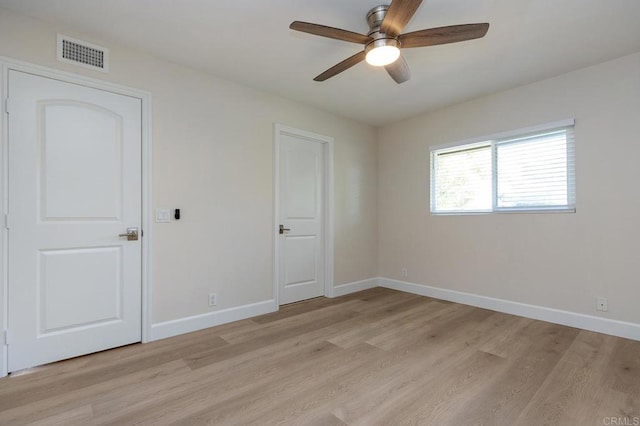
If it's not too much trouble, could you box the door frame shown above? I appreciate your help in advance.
[273,124,334,306]
[0,57,153,377]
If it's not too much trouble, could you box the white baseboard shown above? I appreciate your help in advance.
[144,277,640,344]
[378,278,640,342]
[150,299,277,341]
[332,278,379,297]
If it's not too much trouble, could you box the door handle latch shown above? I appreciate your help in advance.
[119,227,139,241]
[279,224,291,235]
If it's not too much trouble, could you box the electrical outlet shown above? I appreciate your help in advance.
[596,297,608,312]
[401,268,408,278]
[209,293,217,307]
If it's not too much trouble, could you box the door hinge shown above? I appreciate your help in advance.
[4,214,9,230]
[4,98,8,115]
[3,330,8,346]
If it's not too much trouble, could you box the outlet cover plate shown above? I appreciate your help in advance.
[596,297,608,312]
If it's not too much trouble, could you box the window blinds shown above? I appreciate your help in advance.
[496,128,575,211]
[431,123,575,214]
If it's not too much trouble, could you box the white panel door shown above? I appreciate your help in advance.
[278,133,325,304]
[7,70,142,372]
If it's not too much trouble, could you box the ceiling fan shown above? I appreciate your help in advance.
[290,0,489,84]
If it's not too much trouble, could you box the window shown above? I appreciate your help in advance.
[431,120,575,214]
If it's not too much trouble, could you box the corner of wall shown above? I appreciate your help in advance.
[374,126,383,280]
[332,278,379,297]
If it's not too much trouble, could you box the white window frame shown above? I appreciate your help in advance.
[430,119,576,215]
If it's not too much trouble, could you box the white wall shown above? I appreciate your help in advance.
[0,8,378,325]
[378,52,640,325]
[2,5,638,349]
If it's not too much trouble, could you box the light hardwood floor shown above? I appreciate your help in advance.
[0,288,638,425]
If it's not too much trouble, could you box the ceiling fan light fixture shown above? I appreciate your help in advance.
[365,39,400,66]
[291,0,490,83]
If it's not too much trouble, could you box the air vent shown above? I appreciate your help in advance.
[57,34,109,72]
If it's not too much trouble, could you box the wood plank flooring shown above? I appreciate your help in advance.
[0,287,638,425]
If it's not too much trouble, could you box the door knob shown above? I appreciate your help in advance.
[279,224,291,235]
[119,227,139,241]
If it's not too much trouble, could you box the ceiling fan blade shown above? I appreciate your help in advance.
[399,23,490,48]
[290,21,372,45]
[385,54,411,84]
[314,51,367,82]
[380,0,424,37]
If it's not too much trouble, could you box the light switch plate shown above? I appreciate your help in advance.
[156,208,171,223]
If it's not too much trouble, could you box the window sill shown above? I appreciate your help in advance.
[431,207,576,216]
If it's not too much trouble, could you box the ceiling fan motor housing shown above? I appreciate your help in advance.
[366,5,399,52]
[365,37,399,56]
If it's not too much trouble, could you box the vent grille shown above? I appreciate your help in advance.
[62,39,104,68]
[57,34,109,72]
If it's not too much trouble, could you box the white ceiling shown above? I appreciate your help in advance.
[1,0,640,126]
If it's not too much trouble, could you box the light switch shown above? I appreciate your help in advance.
[156,208,171,223]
